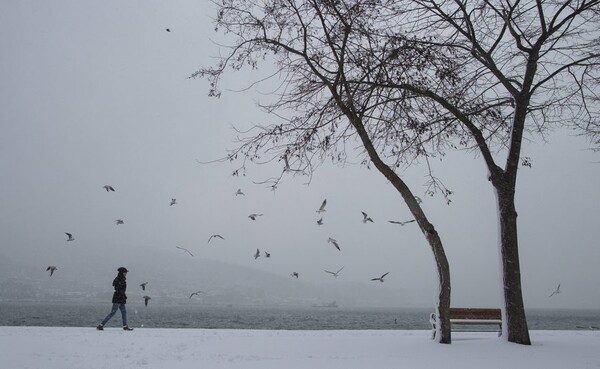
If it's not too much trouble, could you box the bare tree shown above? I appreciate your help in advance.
[348,0,599,345]
[197,0,599,345]
[195,0,454,343]
[295,0,599,344]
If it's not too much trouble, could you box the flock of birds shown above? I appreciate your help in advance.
[240,197,416,281]
[44,184,563,306]
[43,184,212,307]
[44,184,419,305]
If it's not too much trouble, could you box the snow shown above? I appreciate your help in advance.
[1,327,598,369]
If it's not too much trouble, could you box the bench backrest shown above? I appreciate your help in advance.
[449,308,501,320]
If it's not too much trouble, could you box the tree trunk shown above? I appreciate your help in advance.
[355,137,452,343]
[343,103,453,343]
[380,173,451,343]
[426,227,452,344]
[380,178,452,343]
[495,183,531,345]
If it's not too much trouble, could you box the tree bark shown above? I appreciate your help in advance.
[494,180,531,345]
[425,226,452,344]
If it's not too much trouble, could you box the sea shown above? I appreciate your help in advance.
[1,302,599,330]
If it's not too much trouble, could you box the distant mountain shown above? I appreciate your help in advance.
[0,248,414,308]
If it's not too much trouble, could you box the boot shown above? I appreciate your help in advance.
[96,324,104,331]
[123,325,134,331]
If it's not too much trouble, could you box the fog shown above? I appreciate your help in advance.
[1,0,599,310]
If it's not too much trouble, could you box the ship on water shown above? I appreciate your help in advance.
[312,301,338,308]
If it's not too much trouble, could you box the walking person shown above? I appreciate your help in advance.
[96,267,133,331]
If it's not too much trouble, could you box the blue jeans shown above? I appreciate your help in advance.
[100,303,128,326]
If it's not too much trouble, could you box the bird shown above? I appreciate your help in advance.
[291,272,299,278]
[103,185,115,192]
[388,219,415,226]
[264,251,271,258]
[46,266,58,276]
[316,199,327,213]
[65,233,75,242]
[208,234,225,243]
[165,28,171,32]
[176,246,194,257]
[324,266,344,278]
[317,217,324,226]
[235,189,245,196]
[170,198,177,206]
[254,248,261,259]
[327,237,341,251]
[371,272,390,282]
[248,213,263,220]
[361,211,374,223]
[143,296,151,306]
[549,283,561,298]
[140,282,148,291]
[189,290,205,299]
[115,219,124,225]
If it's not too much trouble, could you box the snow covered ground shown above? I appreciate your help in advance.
[1,327,599,369]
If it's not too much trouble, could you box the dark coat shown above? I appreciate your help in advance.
[111,273,127,304]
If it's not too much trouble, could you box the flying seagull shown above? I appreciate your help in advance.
[291,272,299,278]
[371,272,390,282]
[254,248,261,259]
[235,189,245,196]
[140,282,148,291]
[103,185,115,192]
[324,266,344,278]
[65,233,75,242]
[317,217,324,226]
[361,211,374,223]
[170,198,177,206]
[248,213,263,220]
[549,283,561,298]
[143,296,151,306]
[327,237,341,251]
[176,246,194,257]
[46,266,58,276]
[264,251,271,258]
[388,219,416,226]
[115,219,124,225]
[316,199,327,213]
[208,234,225,243]
[189,290,205,299]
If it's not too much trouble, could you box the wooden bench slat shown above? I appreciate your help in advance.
[449,308,501,320]
[450,319,502,325]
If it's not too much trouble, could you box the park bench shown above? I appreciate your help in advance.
[430,308,502,339]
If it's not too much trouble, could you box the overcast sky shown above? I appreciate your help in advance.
[1,0,599,310]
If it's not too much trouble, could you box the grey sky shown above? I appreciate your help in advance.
[1,0,598,310]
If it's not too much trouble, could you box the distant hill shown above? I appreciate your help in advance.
[0,247,416,308]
